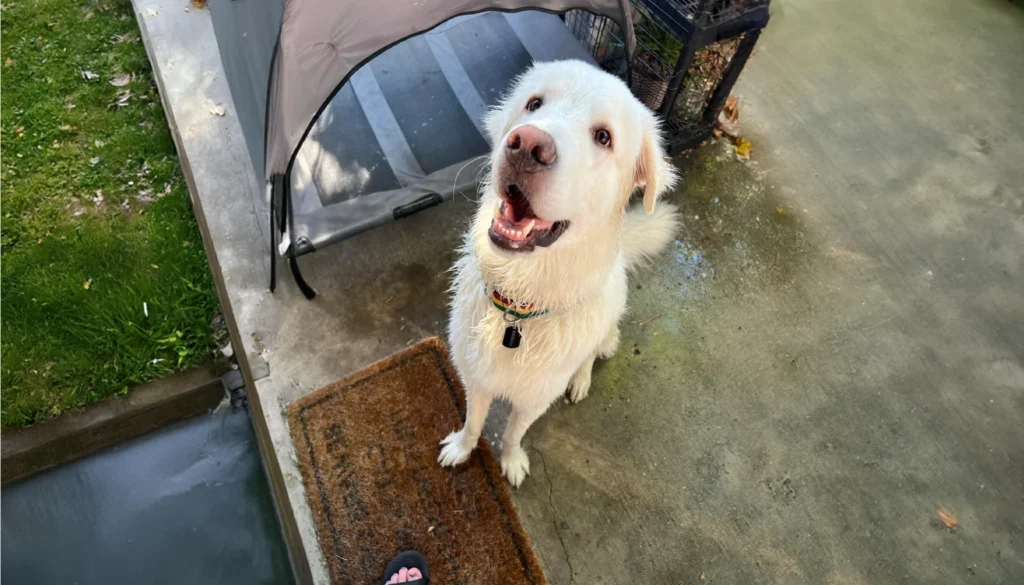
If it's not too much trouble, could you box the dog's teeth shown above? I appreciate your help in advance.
[523,220,536,237]
[515,230,522,239]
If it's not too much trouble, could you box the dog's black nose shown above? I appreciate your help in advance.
[506,125,556,169]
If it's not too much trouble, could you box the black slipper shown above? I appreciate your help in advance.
[381,550,430,585]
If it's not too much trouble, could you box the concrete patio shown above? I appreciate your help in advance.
[135,0,1023,583]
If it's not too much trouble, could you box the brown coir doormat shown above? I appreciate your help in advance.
[287,337,549,585]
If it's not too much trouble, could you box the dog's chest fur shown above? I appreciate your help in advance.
[448,253,628,408]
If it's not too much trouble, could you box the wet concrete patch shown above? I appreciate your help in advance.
[664,140,814,298]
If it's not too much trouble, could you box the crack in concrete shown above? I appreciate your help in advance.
[531,440,576,585]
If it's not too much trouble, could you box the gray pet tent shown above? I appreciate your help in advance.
[208,0,636,298]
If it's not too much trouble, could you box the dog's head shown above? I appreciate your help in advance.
[479,60,676,254]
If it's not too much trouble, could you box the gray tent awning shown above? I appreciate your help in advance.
[265,0,635,179]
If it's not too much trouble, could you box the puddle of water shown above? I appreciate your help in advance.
[0,409,295,585]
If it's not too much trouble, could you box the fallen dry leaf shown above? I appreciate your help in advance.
[191,0,207,8]
[83,279,92,290]
[109,73,132,87]
[427,525,435,533]
[4,57,14,67]
[81,69,99,81]
[735,137,752,159]
[938,507,957,529]
[737,135,753,157]
[724,94,741,123]
[68,197,86,217]
[114,89,132,108]
[700,572,706,581]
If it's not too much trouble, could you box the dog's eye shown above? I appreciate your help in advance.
[526,97,543,112]
[594,128,612,147]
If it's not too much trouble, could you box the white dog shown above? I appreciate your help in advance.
[438,60,679,486]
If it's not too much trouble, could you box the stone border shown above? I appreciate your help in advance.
[1,365,227,486]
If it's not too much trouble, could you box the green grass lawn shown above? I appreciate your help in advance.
[1,0,222,429]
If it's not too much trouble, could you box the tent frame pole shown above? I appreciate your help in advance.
[269,173,317,300]
[269,175,283,292]
[284,172,317,299]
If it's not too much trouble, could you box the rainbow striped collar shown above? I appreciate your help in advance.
[490,288,548,321]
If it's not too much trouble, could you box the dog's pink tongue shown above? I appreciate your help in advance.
[500,202,553,230]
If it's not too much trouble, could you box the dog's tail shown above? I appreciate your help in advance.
[621,203,680,270]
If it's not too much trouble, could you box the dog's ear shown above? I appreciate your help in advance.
[634,119,677,214]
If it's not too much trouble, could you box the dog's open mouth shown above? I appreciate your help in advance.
[488,185,568,252]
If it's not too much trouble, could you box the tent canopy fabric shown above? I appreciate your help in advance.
[284,11,616,253]
[265,0,635,179]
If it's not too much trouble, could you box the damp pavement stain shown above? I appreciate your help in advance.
[667,140,813,297]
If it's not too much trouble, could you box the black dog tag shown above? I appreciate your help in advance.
[502,325,522,348]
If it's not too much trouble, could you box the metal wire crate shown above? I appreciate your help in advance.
[566,0,769,154]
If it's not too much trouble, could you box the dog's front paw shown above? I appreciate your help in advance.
[438,430,475,467]
[500,445,531,487]
[567,366,592,404]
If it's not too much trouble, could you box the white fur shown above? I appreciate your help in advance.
[438,61,679,486]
